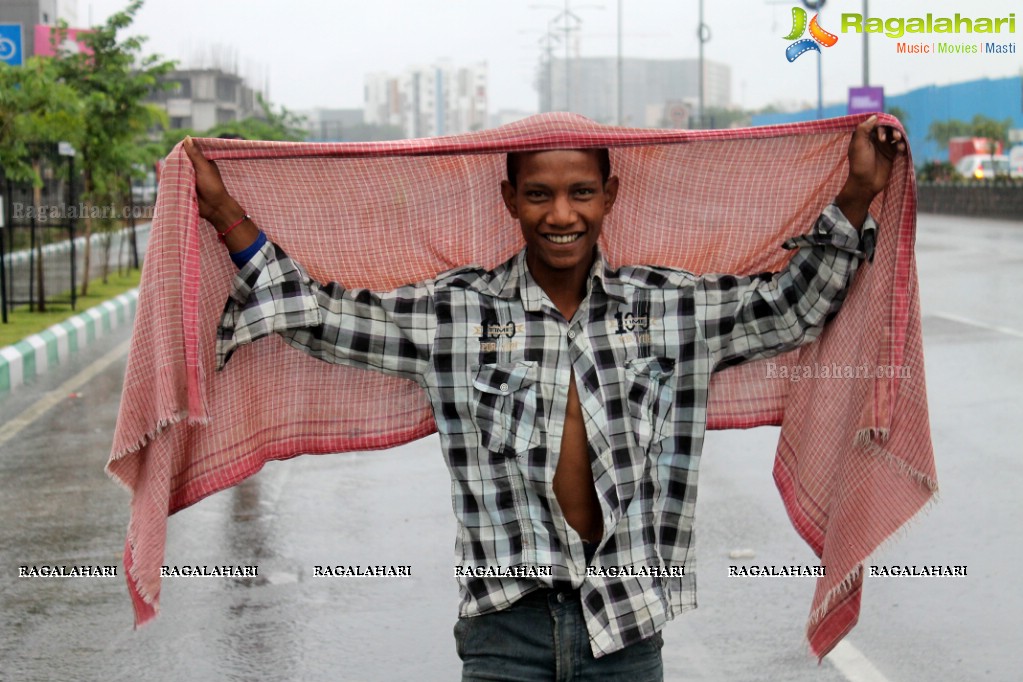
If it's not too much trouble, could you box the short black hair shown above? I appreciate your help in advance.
[505,148,611,188]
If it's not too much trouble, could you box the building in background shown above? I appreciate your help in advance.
[365,61,488,138]
[489,109,536,130]
[148,69,263,131]
[0,0,79,61]
[538,56,731,127]
[752,76,1023,164]
[298,108,365,141]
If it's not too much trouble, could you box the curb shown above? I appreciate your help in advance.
[2,223,151,268]
[0,289,138,397]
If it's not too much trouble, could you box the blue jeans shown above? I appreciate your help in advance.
[454,587,664,681]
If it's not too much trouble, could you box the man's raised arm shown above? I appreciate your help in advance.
[181,137,437,384]
[698,115,906,370]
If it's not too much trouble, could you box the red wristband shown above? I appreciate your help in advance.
[218,213,250,243]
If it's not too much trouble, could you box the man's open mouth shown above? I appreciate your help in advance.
[544,234,583,244]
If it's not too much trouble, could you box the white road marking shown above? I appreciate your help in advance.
[933,312,1023,339]
[0,338,131,449]
[826,640,893,682]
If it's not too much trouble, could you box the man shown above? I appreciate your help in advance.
[183,115,904,680]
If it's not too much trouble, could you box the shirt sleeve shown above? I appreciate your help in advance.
[216,239,436,385]
[696,203,876,371]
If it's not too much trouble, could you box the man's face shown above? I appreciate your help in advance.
[501,150,619,282]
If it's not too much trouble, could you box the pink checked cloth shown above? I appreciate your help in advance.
[107,112,935,658]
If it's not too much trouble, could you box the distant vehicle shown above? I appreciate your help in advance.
[954,154,1010,180]
[1009,146,1023,179]
[948,137,1003,166]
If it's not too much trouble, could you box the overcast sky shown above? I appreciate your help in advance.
[79,0,1022,115]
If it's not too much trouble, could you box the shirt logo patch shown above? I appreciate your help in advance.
[474,320,524,352]
[610,308,654,345]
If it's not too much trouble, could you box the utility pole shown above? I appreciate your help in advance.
[617,0,623,125]
[863,0,870,86]
[697,0,711,128]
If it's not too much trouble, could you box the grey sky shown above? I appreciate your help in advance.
[82,0,1022,115]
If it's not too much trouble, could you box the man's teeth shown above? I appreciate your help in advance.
[546,234,582,244]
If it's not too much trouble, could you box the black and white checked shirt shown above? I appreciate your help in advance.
[217,204,875,657]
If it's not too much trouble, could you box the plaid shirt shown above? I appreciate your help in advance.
[217,204,875,657]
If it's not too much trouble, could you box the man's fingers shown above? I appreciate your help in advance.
[183,136,218,175]
[182,136,202,165]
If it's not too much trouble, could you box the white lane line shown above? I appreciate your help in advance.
[826,640,893,682]
[0,337,131,449]
[932,312,1023,339]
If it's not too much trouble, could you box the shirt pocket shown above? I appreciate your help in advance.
[472,361,542,456]
[624,356,676,451]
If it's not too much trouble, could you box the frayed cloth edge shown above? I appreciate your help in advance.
[855,427,939,493]
[806,433,939,631]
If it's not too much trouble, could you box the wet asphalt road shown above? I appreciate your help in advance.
[1,213,1021,681]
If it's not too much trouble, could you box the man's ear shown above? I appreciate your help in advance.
[500,180,519,219]
[603,175,620,213]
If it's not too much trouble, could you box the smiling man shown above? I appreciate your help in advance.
[184,115,903,681]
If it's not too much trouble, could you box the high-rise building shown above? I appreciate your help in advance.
[148,69,262,131]
[538,56,731,127]
[365,62,488,139]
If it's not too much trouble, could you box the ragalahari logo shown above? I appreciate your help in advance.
[783,6,839,61]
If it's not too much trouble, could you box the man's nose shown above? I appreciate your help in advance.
[549,194,576,227]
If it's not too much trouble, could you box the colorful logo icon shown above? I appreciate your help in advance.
[783,6,838,62]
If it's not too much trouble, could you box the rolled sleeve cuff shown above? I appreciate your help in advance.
[229,230,267,268]
[217,241,324,370]
[782,203,877,261]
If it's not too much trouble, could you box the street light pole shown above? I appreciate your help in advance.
[697,0,711,128]
[617,0,623,125]
[863,0,870,86]
[816,4,823,119]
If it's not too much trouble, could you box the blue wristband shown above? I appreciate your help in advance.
[229,231,267,268]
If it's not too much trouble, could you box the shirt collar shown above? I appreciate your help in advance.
[484,248,628,311]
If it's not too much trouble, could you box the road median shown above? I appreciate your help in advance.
[0,289,138,397]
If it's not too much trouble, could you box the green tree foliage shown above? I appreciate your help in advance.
[885,105,909,137]
[0,58,82,185]
[0,58,84,310]
[213,93,307,141]
[927,115,1012,150]
[50,0,176,293]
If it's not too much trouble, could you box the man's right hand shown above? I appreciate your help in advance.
[182,136,245,231]
[182,136,259,252]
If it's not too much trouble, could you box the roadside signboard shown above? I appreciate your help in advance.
[0,24,24,66]
[848,86,885,116]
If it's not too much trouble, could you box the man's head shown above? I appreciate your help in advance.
[500,149,619,288]
[505,148,611,189]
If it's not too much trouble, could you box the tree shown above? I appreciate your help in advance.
[968,114,1011,153]
[926,119,972,148]
[211,93,307,141]
[0,58,81,185]
[885,105,909,137]
[51,0,175,294]
[927,114,1011,152]
[0,57,83,310]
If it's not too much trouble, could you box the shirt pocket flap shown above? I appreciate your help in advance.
[625,356,676,380]
[473,361,538,395]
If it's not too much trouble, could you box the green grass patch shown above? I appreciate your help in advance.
[0,269,141,347]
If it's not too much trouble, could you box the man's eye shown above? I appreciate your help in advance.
[525,191,546,199]
[574,188,595,197]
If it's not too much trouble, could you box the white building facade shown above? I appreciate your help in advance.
[365,62,488,139]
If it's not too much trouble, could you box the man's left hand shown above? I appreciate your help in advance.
[836,115,907,228]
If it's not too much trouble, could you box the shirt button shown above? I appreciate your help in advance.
[557,592,567,603]
[499,382,510,393]
[568,330,576,340]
